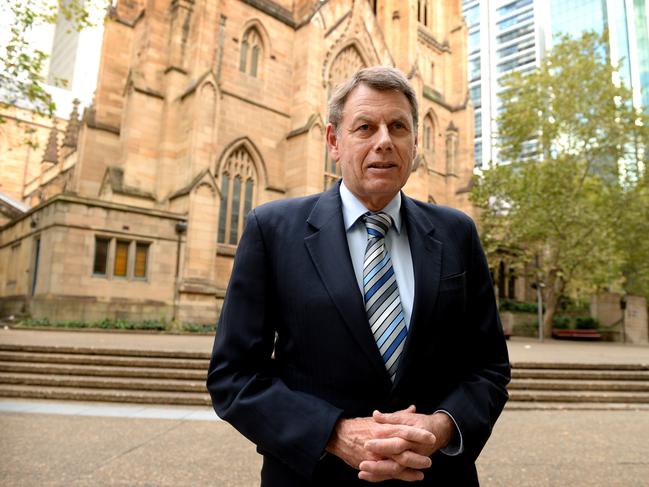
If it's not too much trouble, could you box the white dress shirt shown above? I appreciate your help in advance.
[339,182,415,328]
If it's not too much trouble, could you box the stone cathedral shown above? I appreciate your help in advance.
[0,0,474,324]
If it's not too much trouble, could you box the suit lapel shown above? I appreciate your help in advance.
[394,196,443,386]
[304,185,388,378]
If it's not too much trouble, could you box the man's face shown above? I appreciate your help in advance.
[326,84,417,211]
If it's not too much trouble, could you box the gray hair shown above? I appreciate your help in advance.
[327,66,419,133]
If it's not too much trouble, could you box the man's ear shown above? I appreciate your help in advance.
[325,123,339,161]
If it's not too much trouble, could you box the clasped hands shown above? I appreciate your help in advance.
[325,405,454,482]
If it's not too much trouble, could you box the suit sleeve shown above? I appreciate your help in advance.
[206,209,343,478]
[436,217,511,462]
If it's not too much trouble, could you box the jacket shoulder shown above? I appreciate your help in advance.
[249,192,322,227]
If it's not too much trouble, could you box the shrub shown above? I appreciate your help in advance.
[575,316,600,330]
[18,318,167,331]
[552,315,571,329]
[499,299,540,313]
[182,323,216,333]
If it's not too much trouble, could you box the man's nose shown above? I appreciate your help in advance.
[374,124,394,151]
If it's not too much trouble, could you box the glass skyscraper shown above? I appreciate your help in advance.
[463,0,649,169]
[549,0,648,112]
[462,0,544,168]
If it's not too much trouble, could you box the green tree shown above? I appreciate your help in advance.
[616,172,649,301]
[471,32,649,337]
[0,0,104,119]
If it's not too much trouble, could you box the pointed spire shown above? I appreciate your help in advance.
[62,99,80,150]
[42,125,59,164]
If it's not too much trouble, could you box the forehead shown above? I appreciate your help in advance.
[341,84,412,122]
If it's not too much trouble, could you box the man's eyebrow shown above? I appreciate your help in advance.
[349,114,374,125]
[348,114,411,126]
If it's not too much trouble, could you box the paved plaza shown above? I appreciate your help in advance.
[1,399,648,486]
[1,328,648,486]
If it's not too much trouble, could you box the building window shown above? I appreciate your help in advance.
[423,116,434,155]
[239,28,263,77]
[93,237,151,280]
[417,0,431,27]
[218,147,257,246]
[93,237,110,275]
[134,242,150,278]
[474,111,482,138]
[446,130,458,175]
[114,240,129,277]
[324,146,342,189]
[474,142,483,167]
[328,45,365,91]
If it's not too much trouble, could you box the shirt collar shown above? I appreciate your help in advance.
[340,181,403,234]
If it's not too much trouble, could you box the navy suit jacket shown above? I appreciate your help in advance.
[207,183,510,486]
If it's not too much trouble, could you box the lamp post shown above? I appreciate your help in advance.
[172,221,188,323]
[532,282,545,342]
[620,295,627,343]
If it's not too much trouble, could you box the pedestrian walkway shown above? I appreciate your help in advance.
[0,398,218,421]
[0,327,213,353]
[507,336,649,365]
[1,327,647,364]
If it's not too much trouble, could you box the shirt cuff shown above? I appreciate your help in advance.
[434,409,464,456]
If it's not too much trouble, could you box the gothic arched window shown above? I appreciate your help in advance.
[423,116,434,156]
[218,147,257,245]
[239,28,263,77]
[325,45,366,189]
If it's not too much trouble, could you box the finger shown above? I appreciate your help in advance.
[365,437,418,456]
[364,440,432,469]
[359,470,425,482]
[359,460,425,482]
[372,404,415,421]
[392,449,432,470]
[373,409,420,427]
[373,424,436,445]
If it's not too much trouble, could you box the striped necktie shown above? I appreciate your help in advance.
[362,212,407,382]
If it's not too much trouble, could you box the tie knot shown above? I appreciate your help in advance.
[363,212,392,239]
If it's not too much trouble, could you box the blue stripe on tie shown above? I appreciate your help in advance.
[382,326,407,363]
[364,266,394,302]
[367,228,383,238]
[376,311,404,348]
[363,254,390,285]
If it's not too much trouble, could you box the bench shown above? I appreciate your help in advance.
[551,329,602,340]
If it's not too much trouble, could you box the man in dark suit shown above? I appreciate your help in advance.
[207,66,510,486]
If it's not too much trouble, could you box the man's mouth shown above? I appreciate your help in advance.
[368,162,397,169]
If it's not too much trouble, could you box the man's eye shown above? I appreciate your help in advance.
[393,122,405,130]
[357,124,370,131]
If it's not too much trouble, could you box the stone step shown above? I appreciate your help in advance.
[508,379,649,392]
[0,343,211,360]
[0,351,209,370]
[0,361,207,380]
[509,390,649,403]
[0,384,212,406]
[511,362,649,371]
[505,401,649,411]
[512,369,649,381]
[0,372,207,392]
